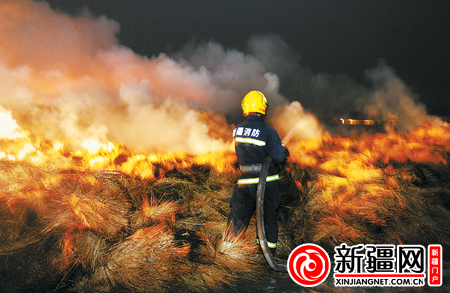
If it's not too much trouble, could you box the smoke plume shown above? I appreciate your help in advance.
[0,0,443,155]
[358,61,444,133]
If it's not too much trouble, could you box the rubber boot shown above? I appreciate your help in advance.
[270,247,276,256]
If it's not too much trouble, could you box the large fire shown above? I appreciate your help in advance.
[1,1,449,292]
[1,104,450,291]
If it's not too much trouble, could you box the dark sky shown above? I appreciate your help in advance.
[43,0,450,117]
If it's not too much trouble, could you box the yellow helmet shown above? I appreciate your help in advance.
[241,90,268,116]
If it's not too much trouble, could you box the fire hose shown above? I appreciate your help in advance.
[256,156,287,272]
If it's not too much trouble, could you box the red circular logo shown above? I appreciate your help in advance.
[287,243,331,287]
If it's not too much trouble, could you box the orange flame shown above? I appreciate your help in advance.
[62,225,77,268]
[1,99,450,219]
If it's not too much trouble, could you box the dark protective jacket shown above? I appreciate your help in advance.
[227,114,288,248]
[233,115,288,182]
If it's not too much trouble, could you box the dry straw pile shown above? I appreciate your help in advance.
[1,123,450,292]
[0,157,261,293]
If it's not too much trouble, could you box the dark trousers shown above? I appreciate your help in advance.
[226,180,279,244]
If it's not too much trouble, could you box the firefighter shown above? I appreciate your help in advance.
[224,90,289,255]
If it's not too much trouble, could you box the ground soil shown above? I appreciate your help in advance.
[1,260,449,292]
[222,261,450,293]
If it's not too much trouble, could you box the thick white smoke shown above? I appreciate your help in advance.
[0,0,442,155]
[0,0,290,154]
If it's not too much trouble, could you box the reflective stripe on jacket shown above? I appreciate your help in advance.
[237,174,280,185]
[234,137,266,146]
[233,115,286,166]
[233,115,287,184]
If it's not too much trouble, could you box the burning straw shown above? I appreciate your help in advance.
[0,148,262,292]
[277,123,450,257]
[2,122,450,292]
